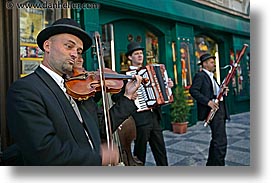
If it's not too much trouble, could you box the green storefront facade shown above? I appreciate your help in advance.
[72,0,250,129]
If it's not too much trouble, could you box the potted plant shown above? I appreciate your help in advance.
[170,87,191,134]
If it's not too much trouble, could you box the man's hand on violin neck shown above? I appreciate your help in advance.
[124,75,142,100]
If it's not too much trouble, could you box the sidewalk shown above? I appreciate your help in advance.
[145,112,250,166]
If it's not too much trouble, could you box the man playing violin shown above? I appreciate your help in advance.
[6,18,142,166]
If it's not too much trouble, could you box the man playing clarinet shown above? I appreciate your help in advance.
[190,53,229,166]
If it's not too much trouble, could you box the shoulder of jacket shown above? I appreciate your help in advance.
[194,71,205,77]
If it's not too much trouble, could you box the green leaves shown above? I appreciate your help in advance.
[170,87,191,123]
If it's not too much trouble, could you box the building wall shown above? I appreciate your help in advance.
[78,0,250,128]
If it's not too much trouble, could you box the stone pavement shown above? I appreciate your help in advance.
[145,112,250,166]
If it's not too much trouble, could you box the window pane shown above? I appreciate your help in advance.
[146,31,159,64]
[19,0,55,77]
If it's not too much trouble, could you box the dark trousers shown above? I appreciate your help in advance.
[206,101,227,166]
[133,111,168,166]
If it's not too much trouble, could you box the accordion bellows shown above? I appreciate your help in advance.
[127,64,174,112]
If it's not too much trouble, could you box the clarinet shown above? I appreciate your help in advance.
[204,44,249,127]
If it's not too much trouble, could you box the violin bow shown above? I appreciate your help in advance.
[94,31,114,165]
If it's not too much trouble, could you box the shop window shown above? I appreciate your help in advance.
[195,36,221,83]
[101,24,115,70]
[231,48,250,97]
[172,39,193,105]
[171,41,178,85]
[180,41,192,87]
[146,31,159,64]
[19,0,60,77]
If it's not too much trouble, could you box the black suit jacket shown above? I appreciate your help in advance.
[6,67,137,165]
[112,80,162,127]
[190,70,229,121]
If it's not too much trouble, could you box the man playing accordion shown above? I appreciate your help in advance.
[112,42,173,166]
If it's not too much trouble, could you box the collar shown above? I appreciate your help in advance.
[203,68,214,78]
[129,65,140,70]
[40,64,66,93]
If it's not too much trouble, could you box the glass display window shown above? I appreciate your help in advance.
[101,24,115,70]
[195,35,221,84]
[179,41,192,87]
[19,0,57,77]
[145,31,159,64]
[231,47,250,97]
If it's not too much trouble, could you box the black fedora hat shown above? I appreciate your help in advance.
[197,53,216,65]
[37,18,92,52]
[125,42,144,57]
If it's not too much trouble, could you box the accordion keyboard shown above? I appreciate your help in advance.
[126,64,173,112]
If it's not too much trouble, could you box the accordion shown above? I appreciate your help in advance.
[126,64,173,112]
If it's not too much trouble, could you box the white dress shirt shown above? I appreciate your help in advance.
[203,68,220,95]
[39,64,94,149]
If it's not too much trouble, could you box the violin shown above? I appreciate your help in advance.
[65,67,146,101]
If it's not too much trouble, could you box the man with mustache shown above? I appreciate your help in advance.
[6,18,142,166]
